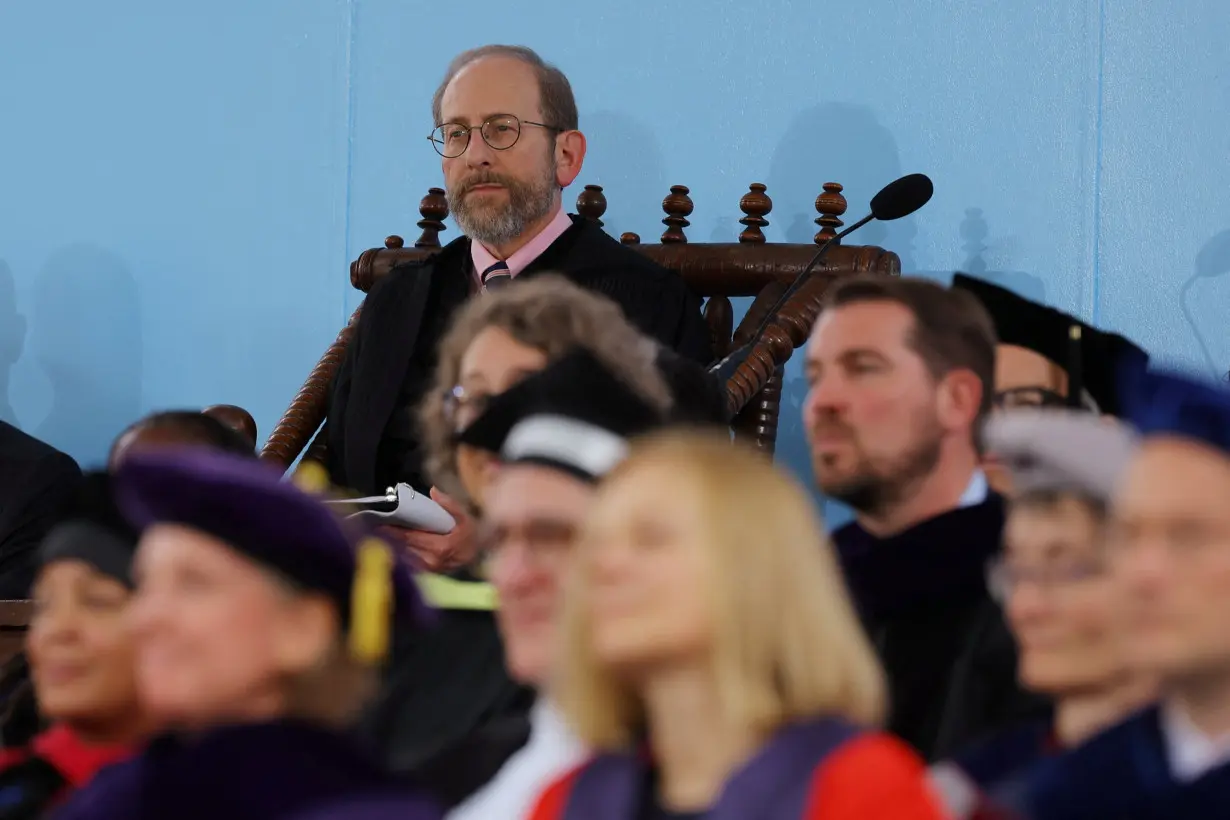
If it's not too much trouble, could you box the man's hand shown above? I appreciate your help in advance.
[379,488,477,573]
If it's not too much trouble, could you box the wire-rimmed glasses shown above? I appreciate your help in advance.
[428,114,562,158]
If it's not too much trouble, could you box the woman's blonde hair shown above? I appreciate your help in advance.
[556,431,886,750]
[419,275,673,501]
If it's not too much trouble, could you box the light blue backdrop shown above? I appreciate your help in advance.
[3,1,1228,518]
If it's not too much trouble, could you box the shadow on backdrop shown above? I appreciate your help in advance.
[29,243,143,468]
[576,109,667,241]
[1181,228,1230,380]
[0,261,26,427]
[952,206,1046,301]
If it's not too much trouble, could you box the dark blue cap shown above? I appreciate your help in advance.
[1119,366,1230,455]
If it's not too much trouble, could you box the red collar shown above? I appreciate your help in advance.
[30,724,135,787]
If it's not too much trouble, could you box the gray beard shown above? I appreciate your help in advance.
[449,167,558,248]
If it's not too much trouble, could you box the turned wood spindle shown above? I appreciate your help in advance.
[703,295,734,359]
[660,185,693,244]
[575,184,607,227]
[738,183,773,244]
[732,365,785,455]
[814,182,847,246]
[415,187,450,249]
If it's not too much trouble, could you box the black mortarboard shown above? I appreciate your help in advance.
[952,274,1149,416]
[655,346,731,426]
[39,472,140,587]
[1119,366,1230,457]
[455,347,665,482]
[114,449,432,662]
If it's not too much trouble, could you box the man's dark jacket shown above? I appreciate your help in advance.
[325,215,712,496]
[0,422,81,597]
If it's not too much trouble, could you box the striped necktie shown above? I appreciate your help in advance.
[481,260,512,291]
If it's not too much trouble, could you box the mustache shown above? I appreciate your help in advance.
[808,412,856,439]
[456,172,518,196]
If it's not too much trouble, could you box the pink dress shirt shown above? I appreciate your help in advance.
[470,207,575,291]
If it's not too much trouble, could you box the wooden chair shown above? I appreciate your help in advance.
[260,180,899,469]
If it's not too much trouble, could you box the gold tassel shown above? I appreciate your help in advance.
[349,538,394,664]
[293,461,331,495]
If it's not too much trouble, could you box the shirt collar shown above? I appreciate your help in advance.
[470,206,574,280]
[959,469,989,508]
[1160,699,1230,782]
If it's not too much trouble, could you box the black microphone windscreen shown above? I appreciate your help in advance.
[869,173,934,221]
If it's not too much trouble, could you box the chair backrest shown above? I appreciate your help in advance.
[260,180,899,468]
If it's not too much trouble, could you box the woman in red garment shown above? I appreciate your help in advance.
[529,432,946,820]
[0,472,147,816]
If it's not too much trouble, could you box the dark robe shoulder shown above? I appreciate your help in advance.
[0,421,81,598]
[1022,706,1230,820]
[541,718,862,820]
[405,710,533,808]
[53,720,442,820]
[355,606,535,775]
[833,494,1049,760]
[951,720,1055,792]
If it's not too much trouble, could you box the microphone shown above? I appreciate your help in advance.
[708,173,934,382]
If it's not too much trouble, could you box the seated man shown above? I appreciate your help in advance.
[414,347,670,818]
[0,421,81,597]
[951,275,1149,494]
[326,44,712,504]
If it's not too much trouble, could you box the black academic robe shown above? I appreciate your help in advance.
[405,708,533,809]
[50,720,443,820]
[1020,706,1230,819]
[833,494,1049,761]
[326,215,712,497]
[0,422,81,598]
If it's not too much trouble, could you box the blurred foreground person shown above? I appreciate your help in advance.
[54,451,442,820]
[950,275,1147,495]
[1021,370,1230,819]
[930,411,1154,818]
[804,276,1043,759]
[0,474,146,817]
[361,277,672,777]
[0,421,81,598]
[416,347,668,817]
[531,433,945,819]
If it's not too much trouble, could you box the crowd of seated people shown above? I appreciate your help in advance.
[1,40,1229,820]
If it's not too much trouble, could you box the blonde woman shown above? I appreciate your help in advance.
[531,432,945,820]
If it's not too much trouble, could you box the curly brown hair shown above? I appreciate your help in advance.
[419,274,672,502]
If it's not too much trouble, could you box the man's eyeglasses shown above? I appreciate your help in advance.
[429,114,563,158]
[986,556,1107,604]
[993,386,1069,411]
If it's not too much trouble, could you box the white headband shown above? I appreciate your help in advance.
[501,414,630,479]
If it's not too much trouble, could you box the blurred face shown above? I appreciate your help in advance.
[483,465,593,686]
[802,301,950,514]
[28,561,139,730]
[453,326,549,509]
[1111,438,1230,684]
[439,56,568,248]
[984,346,1071,494]
[129,525,335,728]
[1001,496,1126,694]
[583,461,714,678]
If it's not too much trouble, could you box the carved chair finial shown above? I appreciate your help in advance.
[738,183,773,244]
[661,185,693,244]
[620,231,641,245]
[814,182,847,245]
[576,184,607,226]
[415,187,450,249]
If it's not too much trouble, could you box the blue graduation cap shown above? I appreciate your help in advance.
[1119,366,1230,455]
